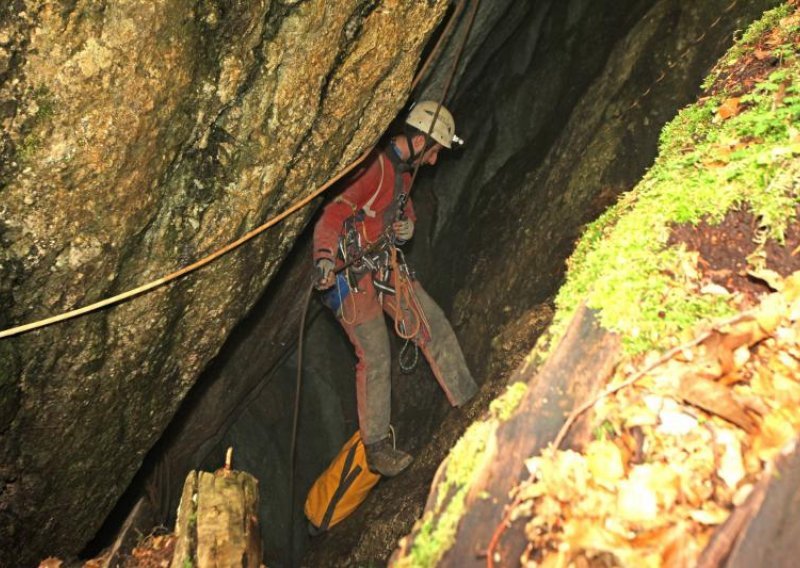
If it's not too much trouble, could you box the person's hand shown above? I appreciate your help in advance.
[393,218,414,241]
[315,259,336,290]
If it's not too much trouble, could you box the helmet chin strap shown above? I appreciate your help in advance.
[403,133,431,166]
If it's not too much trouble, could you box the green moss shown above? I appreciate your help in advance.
[16,85,57,166]
[397,420,492,567]
[17,132,42,163]
[33,86,56,121]
[398,6,800,565]
[549,4,800,355]
[489,381,528,421]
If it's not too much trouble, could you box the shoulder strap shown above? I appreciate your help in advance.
[361,154,385,219]
[319,442,361,531]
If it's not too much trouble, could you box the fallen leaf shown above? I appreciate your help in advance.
[617,477,659,523]
[701,282,731,296]
[657,406,698,436]
[586,439,626,488]
[754,48,773,60]
[660,522,703,568]
[732,483,754,506]
[716,97,741,121]
[677,375,757,433]
[753,408,797,462]
[561,517,629,553]
[689,503,730,525]
[715,428,746,488]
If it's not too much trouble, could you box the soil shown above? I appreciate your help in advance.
[668,206,800,309]
[704,23,790,98]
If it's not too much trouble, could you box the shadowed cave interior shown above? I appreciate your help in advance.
[73,1,779,566]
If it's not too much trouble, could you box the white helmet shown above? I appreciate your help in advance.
[405,100,463,149]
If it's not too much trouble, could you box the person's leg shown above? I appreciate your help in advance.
[341,315,391,445]
[338,277,412,476]
[384,279,478,406]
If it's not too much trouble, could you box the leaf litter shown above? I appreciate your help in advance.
[512,271,800,567]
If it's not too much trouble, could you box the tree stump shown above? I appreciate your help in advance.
[170,466,262,568]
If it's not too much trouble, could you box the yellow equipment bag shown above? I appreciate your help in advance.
[304,430,380,532]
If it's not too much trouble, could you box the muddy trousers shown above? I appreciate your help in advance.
[337,275,478,445]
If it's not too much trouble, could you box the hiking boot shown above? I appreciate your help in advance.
[365,438,413,477]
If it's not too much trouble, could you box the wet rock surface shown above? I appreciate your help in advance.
[422,0,782,380]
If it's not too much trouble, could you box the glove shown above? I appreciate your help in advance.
[315,259,335,290]
[393,218,414,242]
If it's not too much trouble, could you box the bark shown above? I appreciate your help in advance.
[171,467,261,568]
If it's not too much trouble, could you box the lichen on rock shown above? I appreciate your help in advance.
[0,0,448,563]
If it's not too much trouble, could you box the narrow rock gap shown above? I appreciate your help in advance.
[0,0,780,566]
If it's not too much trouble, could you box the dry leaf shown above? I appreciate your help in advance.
[660,523,703,568]
[716,97,741,121]
[715,428,746,488]
[753,408,797,461]
[617,464,679,523]
[657,406,698,436]
[561,517,628,553]
[586,439,626,488]
[701,282,731,296]
[617,478,659,523]
[732,483,754,506]
[38,559,62,568]
[749,268,784,291]
[677,375,757,432]
[689,504,730,525]
[754,48,773,60]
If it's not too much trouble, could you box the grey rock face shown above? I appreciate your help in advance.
[422,0,782,378]
[0,0,448,563]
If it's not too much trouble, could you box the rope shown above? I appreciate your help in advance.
[0,0,470,341]
[287,280,316,568]
[0,146,372,340]
[614,0,740,118]
[407,0,481,191]
[398,337,419,373]
[390,245,428,341]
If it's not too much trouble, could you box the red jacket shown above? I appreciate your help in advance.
[314,148,416,264]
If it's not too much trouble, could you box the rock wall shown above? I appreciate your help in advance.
[0,0,449,563]
[418,0,782,379]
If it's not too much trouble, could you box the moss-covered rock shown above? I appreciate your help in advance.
[550,1,800,354]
